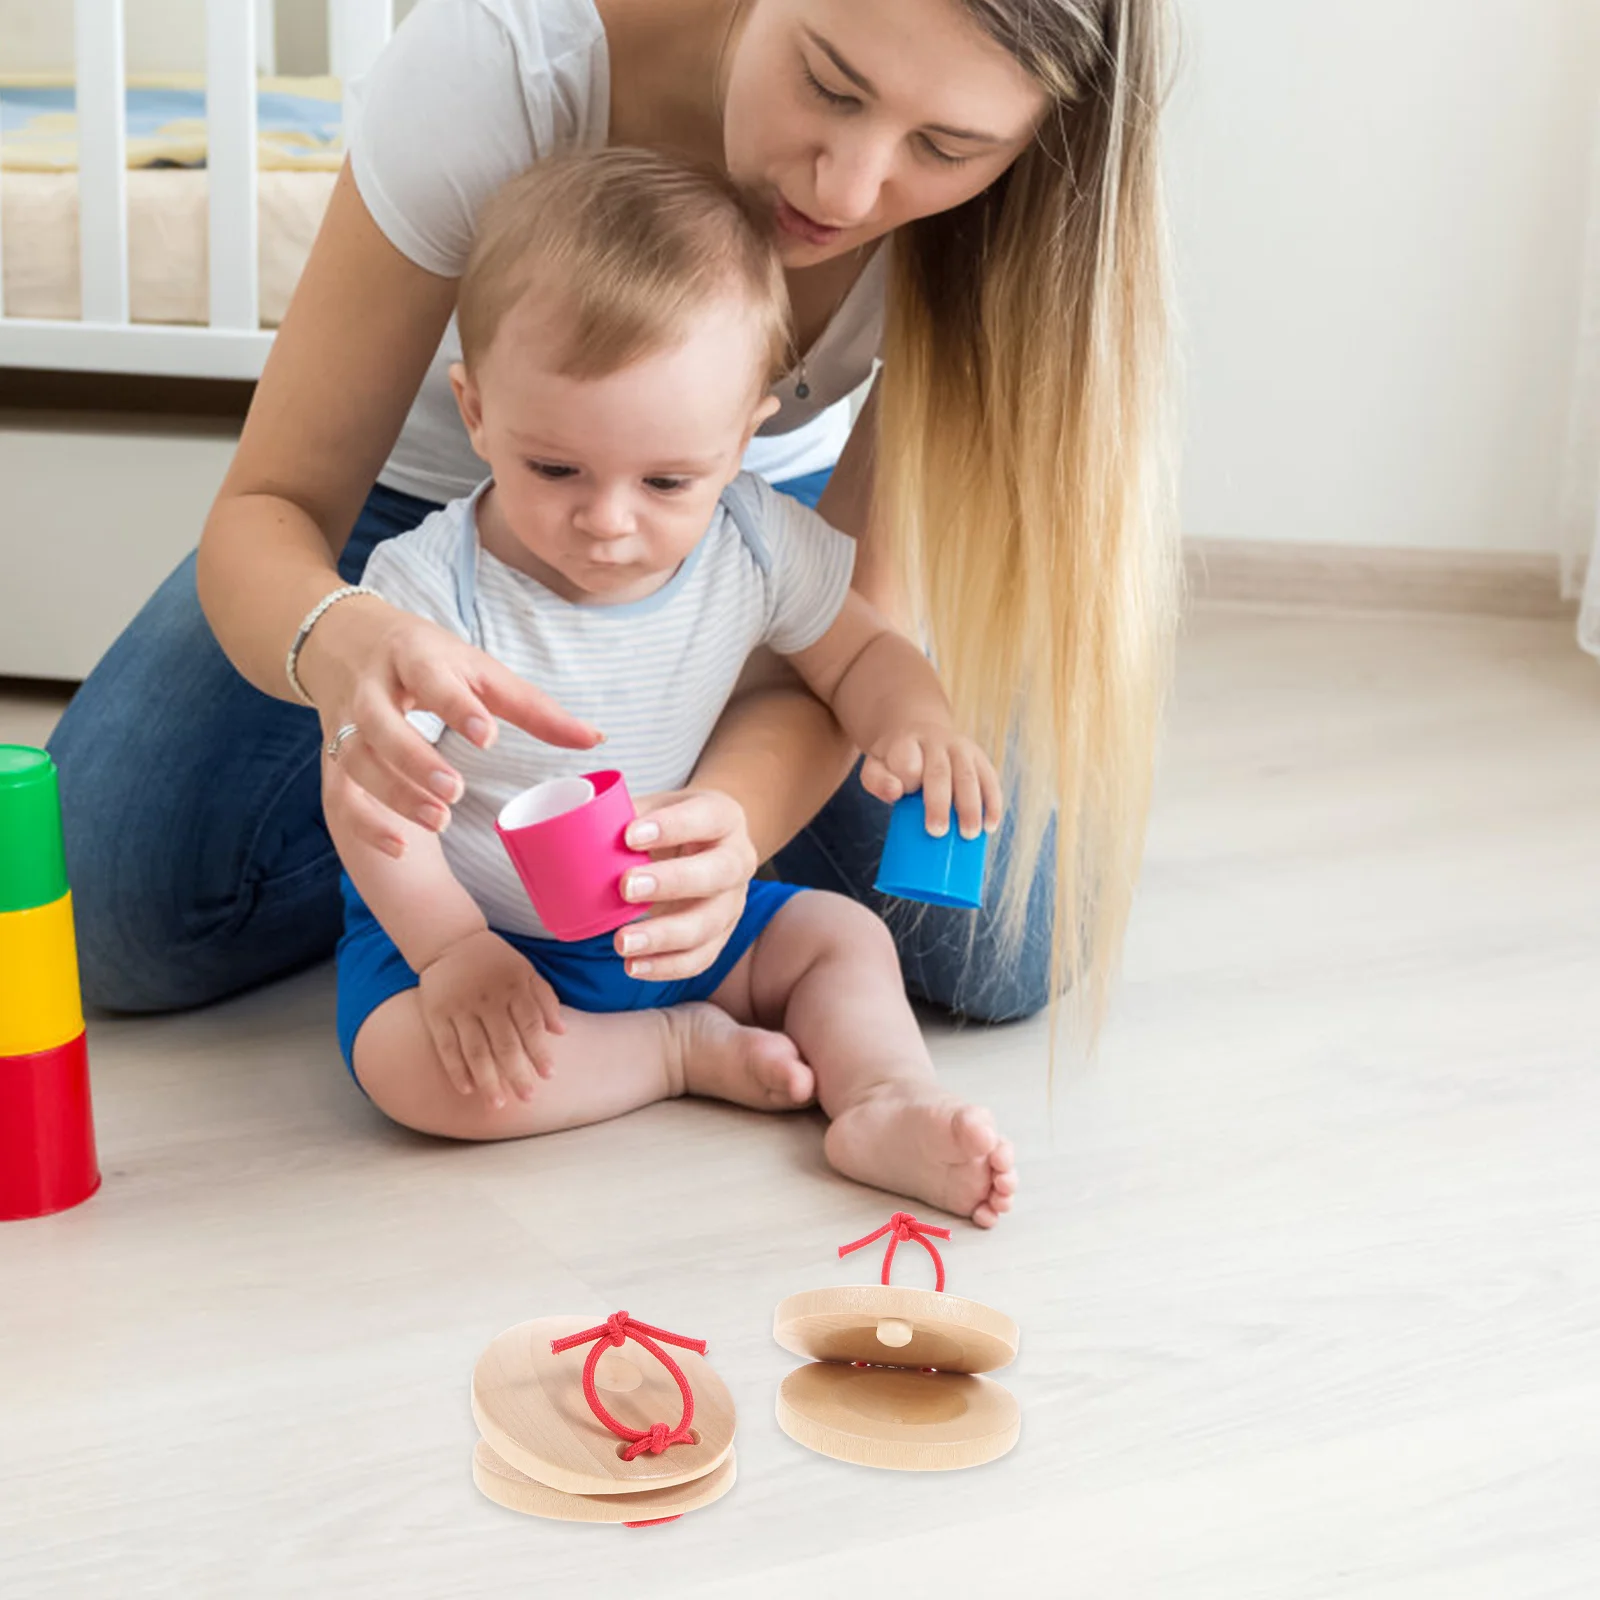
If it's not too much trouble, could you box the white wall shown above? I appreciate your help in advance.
[0,0,209,75]
[0,0,420,76]
[276,0,418,73]
[1167,1,1600,552]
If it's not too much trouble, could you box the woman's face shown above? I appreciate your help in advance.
[723,0,1049,266]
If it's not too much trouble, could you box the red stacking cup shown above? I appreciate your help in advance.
[0,1033,99,1221]
[1,744,100,1221]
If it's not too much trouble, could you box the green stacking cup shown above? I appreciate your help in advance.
[0,746,70,915]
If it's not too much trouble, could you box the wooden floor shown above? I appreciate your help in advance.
[3,604,1598,1597]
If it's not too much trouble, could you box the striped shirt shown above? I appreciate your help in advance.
[361,472,856,937]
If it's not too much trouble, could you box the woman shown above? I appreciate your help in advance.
[48,0,1176,1035]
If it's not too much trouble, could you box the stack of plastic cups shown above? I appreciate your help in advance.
[0,745,99,1221]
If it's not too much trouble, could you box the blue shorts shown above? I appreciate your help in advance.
[334,874,805,1072]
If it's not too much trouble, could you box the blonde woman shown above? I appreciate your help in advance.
[48,0,1175,1040]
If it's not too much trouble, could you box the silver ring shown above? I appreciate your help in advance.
[325,722,360,763]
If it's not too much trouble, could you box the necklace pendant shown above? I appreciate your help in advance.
[795,378,811,400]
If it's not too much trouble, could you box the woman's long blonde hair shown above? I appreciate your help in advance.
[876,0,1178,1040]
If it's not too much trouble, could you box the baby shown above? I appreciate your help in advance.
[327,149,1016,1226]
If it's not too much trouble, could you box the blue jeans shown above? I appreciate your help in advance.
[47,479,1053,1021]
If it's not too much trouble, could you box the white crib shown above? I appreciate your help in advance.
[0,0,393,376]
[0,0,397,679]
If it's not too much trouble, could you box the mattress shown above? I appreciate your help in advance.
[0,167,336,327]
[0,75,340,329]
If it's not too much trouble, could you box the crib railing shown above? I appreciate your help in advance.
[0,0,394,379]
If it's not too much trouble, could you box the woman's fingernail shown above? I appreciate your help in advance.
[620,931,646,955]
[627,821,661,847]
[383,836,405,859]
[466,716,493,746]
[628,960,653,977]
[625,873,657,900]
[421,805,450,832]
[429,770,461,800]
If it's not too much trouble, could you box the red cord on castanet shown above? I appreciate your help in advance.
[838,1211,952,1291]
[550,1311,707,1460]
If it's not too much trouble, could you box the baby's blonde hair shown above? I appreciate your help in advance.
[458,147,791,389]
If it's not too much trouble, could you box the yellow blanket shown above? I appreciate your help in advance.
[0,72,344,173]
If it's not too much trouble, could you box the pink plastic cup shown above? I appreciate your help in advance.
[494,770,653,942]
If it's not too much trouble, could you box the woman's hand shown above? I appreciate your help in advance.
[861,725,1005,840]
[301,596,604,856]
[417,928,565,1109]
[612,788,759,982]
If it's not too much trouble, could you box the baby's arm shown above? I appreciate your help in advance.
[325,763,564,1105]
[784,594,1003,839]
[325,761,486,968]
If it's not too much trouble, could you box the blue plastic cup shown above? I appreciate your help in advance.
[873,794,989,910]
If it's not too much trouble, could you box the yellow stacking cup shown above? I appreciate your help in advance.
[0,892,85,1056]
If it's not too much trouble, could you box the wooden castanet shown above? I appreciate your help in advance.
[776,1363,1020,1472]
[773,1213,1021,1472]
[472,1438,737,1523]
[472,1316,735,1497]
[773,1285,1019,1375]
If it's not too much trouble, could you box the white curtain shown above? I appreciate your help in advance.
[1562,80,1600,659]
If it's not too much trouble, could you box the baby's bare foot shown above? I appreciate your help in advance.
[824,1089,1017,1227]
[670,1003,815,1111]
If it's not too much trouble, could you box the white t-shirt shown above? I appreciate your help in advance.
[349,0,886,503]
[360,472,856,936]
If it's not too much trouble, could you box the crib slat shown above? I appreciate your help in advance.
[0,126,8,319]
[255,0,278,77]
[329,0,394,144]
[207,0,260,331]
[75,0,130,325]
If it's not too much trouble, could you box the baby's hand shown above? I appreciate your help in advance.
[861,726,1004,840]
[416,929,565,1109]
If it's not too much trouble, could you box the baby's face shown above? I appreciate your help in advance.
[453,297,779,604]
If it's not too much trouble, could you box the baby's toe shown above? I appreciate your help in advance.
[780,1058,817,1106]
[949,1104,999,1162]
[755,1040,813,1105]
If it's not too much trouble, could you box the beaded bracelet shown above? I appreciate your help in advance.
[284,584,383,706]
